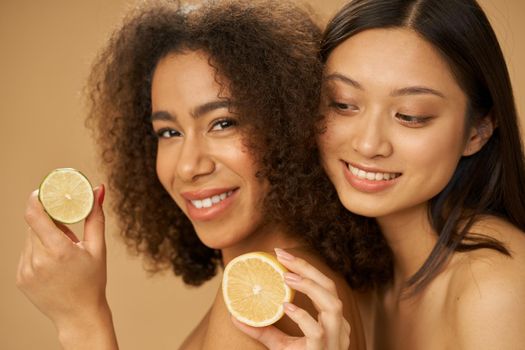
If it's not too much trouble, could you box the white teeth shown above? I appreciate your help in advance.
[202,198,212,208]
[190,190,234,209]
[348,164,399,182]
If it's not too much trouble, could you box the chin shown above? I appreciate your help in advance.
[339,196,386,218]
[195,230,246,250]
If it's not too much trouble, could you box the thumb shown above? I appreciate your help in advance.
[231,316,290,349]
[83,184,106,255]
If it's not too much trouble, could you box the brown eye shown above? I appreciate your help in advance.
[210,118,238,131]
[155,128,182,138]
[329,101,359,113]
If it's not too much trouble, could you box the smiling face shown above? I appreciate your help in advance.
[319,28,480,221]
[151,50,270,250]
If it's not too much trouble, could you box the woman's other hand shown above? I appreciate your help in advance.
[16,185,118,349]
[232,248,351,350]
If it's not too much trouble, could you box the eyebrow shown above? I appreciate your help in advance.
[324,73,363,90]
[150,100,231,122]
[391,86,445,99]
[324,72,446,99]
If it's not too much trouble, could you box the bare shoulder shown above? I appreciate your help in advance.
[178,308,211,350]
[446,216,525,349]
[470,215,525,256]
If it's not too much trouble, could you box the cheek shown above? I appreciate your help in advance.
[318,118,344,155]
[155,145,175,191]
[399,125,466,191]
[318,118,355,174]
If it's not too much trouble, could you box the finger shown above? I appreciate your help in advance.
[275,248,338,296]
[284,273,343,349]
[28,227,55,276]
[24,190,69,248]
[340,318,351,350]
[231,316,292,349]
[283,303,324,350]
[16,232,34,287]
[55,222,80,243]
[83,185,106,256]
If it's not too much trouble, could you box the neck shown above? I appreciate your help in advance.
[220,222,300,266]
[377,203,437,289]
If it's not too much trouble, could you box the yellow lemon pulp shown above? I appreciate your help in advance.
[38,168,94,224]
[222,252,294,327]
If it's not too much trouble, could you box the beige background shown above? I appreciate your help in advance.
[1,1,523,349]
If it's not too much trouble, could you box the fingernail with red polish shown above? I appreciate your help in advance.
[284,272,302,284]
[275,248,295,261]
[284,302,297,313]
[98,184,105,206]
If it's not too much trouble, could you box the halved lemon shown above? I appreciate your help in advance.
[222,252,294,327]
[38,168,94,224]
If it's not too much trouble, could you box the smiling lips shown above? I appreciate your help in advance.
[344,162,401,193]
[190,190,235,209]
[181,188,238,221]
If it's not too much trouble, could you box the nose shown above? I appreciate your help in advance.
[352,112,393,159]
[176,135,215,182]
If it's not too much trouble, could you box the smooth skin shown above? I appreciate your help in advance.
[319,28,525,350]
[153,50,361,350]
[18,186,118,350]
[17,50,363,350]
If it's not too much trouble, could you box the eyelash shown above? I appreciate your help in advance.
[155,128,181,139]
[210,118,238,131]
[395,113,433,126]
[153,118,238,139]
[328,101,359,113]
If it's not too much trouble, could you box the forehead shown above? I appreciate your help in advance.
[325,28,460,93]
[151,50,233,108]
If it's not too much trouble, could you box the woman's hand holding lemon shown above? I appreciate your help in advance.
[230,249,351,350]
[16,169,118,349]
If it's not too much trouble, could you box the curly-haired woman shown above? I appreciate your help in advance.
[17,1,387,349]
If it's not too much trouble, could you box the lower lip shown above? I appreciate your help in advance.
[185,189,239,222]
[342,162,400,193]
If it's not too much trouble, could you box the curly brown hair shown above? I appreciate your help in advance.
[86,0,392,288]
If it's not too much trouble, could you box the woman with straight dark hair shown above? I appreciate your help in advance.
[314,0,525,348]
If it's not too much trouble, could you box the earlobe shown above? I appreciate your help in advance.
[462,116,494,156]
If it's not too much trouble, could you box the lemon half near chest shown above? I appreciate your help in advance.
[222,252,295,327]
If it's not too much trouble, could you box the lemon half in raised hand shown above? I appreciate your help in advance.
[38,168,94,224]
[222,252,294,327]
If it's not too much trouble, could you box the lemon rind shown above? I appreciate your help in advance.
[38,168,94,224]
[222,251,294,328]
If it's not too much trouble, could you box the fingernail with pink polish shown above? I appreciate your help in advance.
[98,184,106,206]
[284,272,302,284]
[275,248,295,261]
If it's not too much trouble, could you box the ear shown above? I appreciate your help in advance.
[462,115,494,156]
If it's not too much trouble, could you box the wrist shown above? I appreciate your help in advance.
[56,300,118,350]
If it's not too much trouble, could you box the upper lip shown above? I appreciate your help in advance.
[345,161,401,174]
[180,187,238,200]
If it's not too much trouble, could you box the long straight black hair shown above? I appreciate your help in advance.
[321,0,525,293]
